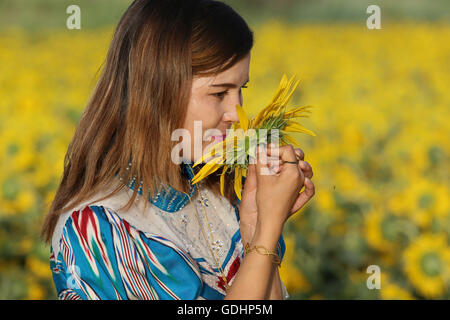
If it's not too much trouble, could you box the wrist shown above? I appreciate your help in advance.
[240,223,255,245]
[255,216,283,237]
[251,223,283,252]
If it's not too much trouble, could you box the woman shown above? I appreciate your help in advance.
[40,0,315,300]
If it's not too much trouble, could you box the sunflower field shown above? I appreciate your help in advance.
[1,2,449,299]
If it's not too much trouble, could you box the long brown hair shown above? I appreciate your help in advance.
[40,0,254,243]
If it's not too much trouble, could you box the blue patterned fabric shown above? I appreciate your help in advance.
[50,205,206,299]
[127,162,197,212]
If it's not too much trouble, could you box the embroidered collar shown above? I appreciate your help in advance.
[126,162,198,213]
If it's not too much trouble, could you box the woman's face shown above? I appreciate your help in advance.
[181,52,251,162]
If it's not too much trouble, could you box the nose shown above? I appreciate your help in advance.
[222,92,243,123]
[223,106,239,123]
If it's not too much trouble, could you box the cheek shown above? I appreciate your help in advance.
[191,102,223,129]
[202,109,222,128]
[185,93,223,130]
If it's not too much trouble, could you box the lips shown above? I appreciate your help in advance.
[211,134,226,143]
[202,134,226,157]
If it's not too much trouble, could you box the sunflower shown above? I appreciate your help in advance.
[278,234,312,293]
[380,283,414,300]
[403,233,450,298]
[365,207,419,253]
[380,274,414,300]
[191,74,316,200]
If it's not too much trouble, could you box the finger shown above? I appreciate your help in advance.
[267,164,282,175]
[267,155,282,173]
[267,154,281,164]
[272,164,282,174]
[247,162,256,176]
[266,153,283,175]
[266,144,298,163]
[294,148,305,161]
[279,145,301,177]
[298,160,313,179]
[289,177,315,215]
[243,163,257,190]
[256,145,272,177]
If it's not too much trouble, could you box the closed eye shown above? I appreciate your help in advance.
[213,86,248,100]
[214,91,229,99]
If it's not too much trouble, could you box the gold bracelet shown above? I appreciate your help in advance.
[244,242,282,267]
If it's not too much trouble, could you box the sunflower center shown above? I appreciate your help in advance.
[418,193,434,209]
[420,252,442,277]
[381,215,400,242]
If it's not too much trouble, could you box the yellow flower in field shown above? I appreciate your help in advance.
[388,179,449,228]
[332,164,366,198]
[364,207,421,267]
[18,238,33,254]
[25,276,46,300]
[15,189,36,212]
[380,274,413,300]
[387,189,416,217]
[380,283,414,300]
[379,270,414,300]
[432,183,450,218]
[26,257,52,279]
[279,234,312,293]
[403,233,450,299]
[192,74,315,199]
[315,188,335,213]
[365,208,398,254]
[279,263,312,293]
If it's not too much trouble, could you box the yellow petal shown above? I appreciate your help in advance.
[192,164,219,184]
[275,74,296,106]
[193,141,226,167]
[284,105,313,118]
[269,74,298,116]
[284,122,316,137]
[281,79,300,106]
[269,74,288,105]
[254,74,302,127]
[235,104,249,131]
[191,157,225,184]
[253,75,288,127]
[234,166,243,200]
[220,165,227,196]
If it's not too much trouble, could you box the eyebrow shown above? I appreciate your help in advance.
[210,79,250,88]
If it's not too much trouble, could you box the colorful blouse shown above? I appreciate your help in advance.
[49,163,287,300]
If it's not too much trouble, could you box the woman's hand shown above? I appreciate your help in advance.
[227,144,315,300]
[266,145,315,216]
[239,144,315,243]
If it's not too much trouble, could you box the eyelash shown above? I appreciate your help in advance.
[214,86,248,99]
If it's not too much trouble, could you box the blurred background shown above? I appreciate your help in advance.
[0,0,449,299]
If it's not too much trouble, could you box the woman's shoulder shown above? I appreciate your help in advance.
[51,202,181,257]
[51,204,123,257]
[50,183,165,255]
